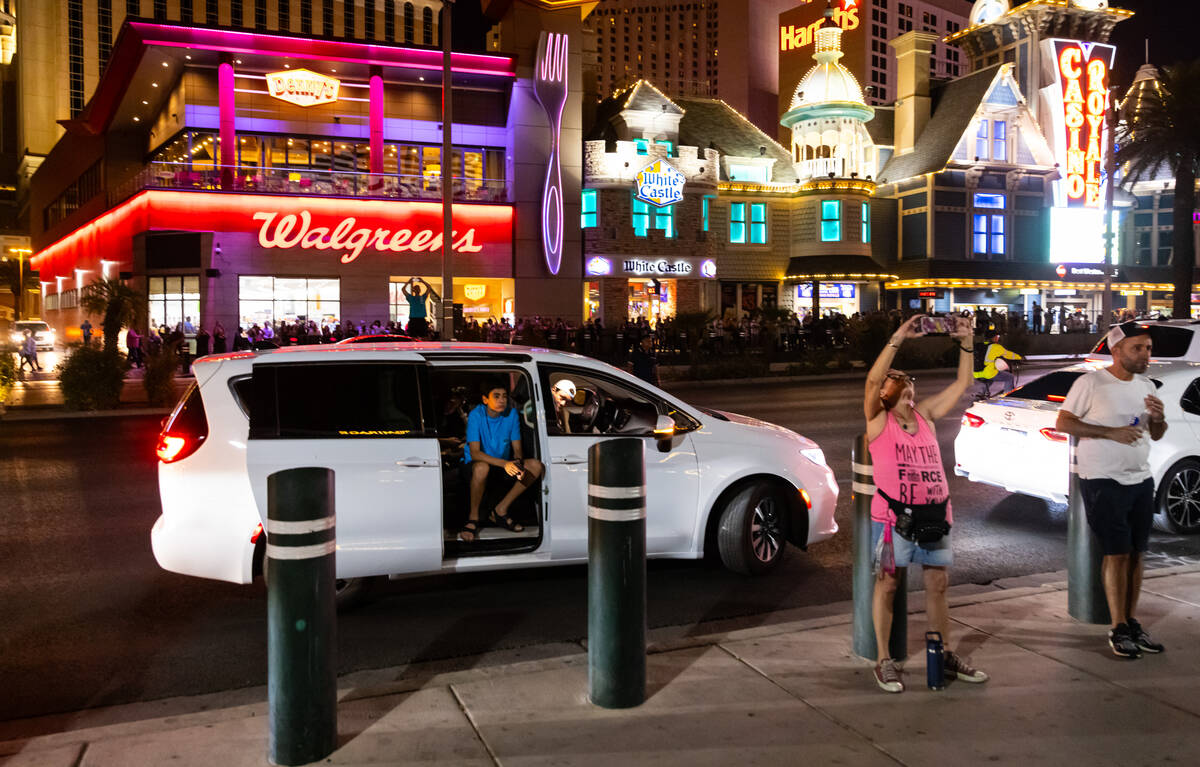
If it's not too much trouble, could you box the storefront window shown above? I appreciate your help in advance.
[238,276,340,329]
[289,138,310,166]
[862,202,871,243]
[389,277,515,327]
[582,189,598,228]
[750,203,766,244]
[422,146,441,189]
[729,202,746,243]
[821,200,841,242]
[148,275,201,333]
[238,136,262,167]
[268,136,288,167]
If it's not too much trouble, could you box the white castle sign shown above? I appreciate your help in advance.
[635,160,685,207]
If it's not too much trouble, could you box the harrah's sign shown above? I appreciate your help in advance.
[253,210,485,264]
[1054,41,1114,207]
[780,1,859,52]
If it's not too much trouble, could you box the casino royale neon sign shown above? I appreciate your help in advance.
[253,210,484,264]
[1055,41,1113,208]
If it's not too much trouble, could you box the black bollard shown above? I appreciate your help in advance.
[851,435,908,661]
[267,467,338,766]
[587,438,646,709]
[1067,440,1110,624]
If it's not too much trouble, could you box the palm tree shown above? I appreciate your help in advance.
[80,278,144,355]
[1117,59,1200,319]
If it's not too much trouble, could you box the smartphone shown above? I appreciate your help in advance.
[919,316,951,335]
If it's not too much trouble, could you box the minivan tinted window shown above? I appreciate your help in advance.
[1091,326,1193,357]
[250,363,426,438]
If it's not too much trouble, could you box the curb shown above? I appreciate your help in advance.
[6,561,1194,755]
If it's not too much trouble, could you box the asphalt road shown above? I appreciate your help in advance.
[3,372,1199,722]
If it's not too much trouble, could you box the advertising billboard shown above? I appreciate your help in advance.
[778,0,867,141]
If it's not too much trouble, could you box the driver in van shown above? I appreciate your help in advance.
[459,379,545,542]
[550,378,577,434]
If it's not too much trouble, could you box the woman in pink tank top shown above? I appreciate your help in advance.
[863,314,989,693]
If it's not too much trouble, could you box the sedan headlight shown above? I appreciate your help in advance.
[9,332,21,344]
[800,447,827,467]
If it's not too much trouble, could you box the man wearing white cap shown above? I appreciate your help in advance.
[550,379,577,434]
[1055,321,1168,658]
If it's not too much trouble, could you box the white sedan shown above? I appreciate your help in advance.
[151,343,839,604]
[954,360,1200,533]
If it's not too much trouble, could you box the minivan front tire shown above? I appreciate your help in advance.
[717,482,788,576]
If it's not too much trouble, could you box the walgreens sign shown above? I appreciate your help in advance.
[31,191,513,282]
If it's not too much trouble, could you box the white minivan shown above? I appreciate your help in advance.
[152,343,838,602]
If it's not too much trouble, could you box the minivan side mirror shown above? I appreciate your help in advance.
[654,414,675,452]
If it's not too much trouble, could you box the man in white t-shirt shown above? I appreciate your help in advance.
[1056,321,1167,659]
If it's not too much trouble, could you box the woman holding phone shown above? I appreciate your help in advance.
[863,314,989,693]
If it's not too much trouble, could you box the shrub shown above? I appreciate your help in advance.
[143,339,180,406]
[0,346,17,406]
[57,345,127,410]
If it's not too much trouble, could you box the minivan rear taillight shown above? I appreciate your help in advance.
[157,383,208,463]
[962,412,985,428]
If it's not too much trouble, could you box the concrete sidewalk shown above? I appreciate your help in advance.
[2,566,1197,767]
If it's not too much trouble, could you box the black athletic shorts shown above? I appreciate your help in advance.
[1079,477,1155,556]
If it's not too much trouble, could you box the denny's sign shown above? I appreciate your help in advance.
[266,68,340,107]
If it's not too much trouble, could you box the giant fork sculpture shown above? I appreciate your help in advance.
[533,31,569,275]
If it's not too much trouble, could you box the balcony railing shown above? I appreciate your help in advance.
[110,162,508,206]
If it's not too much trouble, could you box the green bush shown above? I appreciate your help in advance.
[143,340,179,406]
[0,346,17,405]
[57,345,127,410]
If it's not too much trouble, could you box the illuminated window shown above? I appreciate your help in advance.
[582,189,597,228]
[633,197,650,236]
[655,204,675,238]
[862,202,871,243]
[635,138,649,155]
[655,139,674,156]
[974,193,1005,209]
[973,213,1005,255]
[729,163,769,183]
[750,203,767,244]
[975,119,1008,161]
[702,196,711,232]
[729,202,746,243]
[821,200,841,242]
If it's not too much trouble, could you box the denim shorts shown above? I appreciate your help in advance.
[871,520,954,568]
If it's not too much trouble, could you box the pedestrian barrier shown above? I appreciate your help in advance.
[266,467,338,766]
[587,438,647,709]
[1066,440,1110,624]
[850,435,908,660]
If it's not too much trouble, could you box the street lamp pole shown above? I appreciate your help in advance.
[1100,86,1118,333]
[440,0,455,340]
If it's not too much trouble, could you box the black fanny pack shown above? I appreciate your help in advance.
[877,488,950,544]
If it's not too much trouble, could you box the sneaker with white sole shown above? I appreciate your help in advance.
[1108,623,1142,658]
[1127,618,1164,654]
[873,658,904,693]
[944,650,989,683]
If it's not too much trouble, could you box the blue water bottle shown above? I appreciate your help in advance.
[926,631,945,690]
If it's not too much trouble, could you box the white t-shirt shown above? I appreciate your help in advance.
[1061,368,1157,484]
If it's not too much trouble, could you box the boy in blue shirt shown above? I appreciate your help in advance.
[460,380,544,542]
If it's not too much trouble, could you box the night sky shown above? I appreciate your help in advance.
[1109,0,1200,88]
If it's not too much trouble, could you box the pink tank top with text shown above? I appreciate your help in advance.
[867,410,953,524]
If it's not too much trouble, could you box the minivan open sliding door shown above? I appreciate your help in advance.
[246,358,443,578]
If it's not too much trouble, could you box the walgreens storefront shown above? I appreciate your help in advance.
[34,190,514,335]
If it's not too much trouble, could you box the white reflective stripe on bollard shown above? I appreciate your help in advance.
[587,485,644,499]
[587,505,646,521]
[851,462,873,475]
[852,482,876,495]
[266,516,336,535]
[266,541,338,560]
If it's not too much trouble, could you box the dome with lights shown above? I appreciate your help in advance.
[788,24,869,113]
[969,0,1011,27]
